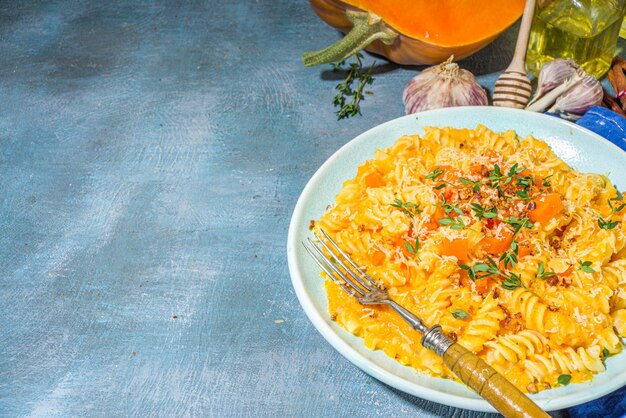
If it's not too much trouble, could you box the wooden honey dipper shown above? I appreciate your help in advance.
[493,0,536,108]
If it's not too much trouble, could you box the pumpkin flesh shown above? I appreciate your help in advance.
[342,0,525,47]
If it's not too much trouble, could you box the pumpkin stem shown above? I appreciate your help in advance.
[302,11,398,67]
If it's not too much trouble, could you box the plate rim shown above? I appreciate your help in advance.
[287,107,626,413]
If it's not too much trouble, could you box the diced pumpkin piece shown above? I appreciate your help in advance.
[529,193,563,223]
[481,231,513,255]
[474,277,494,294]
[364,172,385,188]
[440,237,469,262]
[371,250,386,265]
[518,243,532,258]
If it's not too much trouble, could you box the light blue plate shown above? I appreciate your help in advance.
[287,107,626,413]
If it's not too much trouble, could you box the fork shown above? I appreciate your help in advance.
[304,229,549,418]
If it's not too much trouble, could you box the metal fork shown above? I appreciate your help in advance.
[304,229,549,418]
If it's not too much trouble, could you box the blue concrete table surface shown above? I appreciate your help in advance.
[1,1,624,417]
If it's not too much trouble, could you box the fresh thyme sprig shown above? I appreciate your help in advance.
[440,194,464,216]
[598,217,619,230]
[460,257,501,281]
[535,262,556,281]
[558,374,572,386]
[404,237,420,257]
[460,256,526,290]
[390,198,422,218]
[438,216,467,230]
[500,240,519,269]
[514,190,532,202]
[502,216,533,237]
[502,272,524,290]
[450,309,470,319]
[516,174,534,191]
[598,198,625,230]
[488,163,525,188]
[470,203,498,220]
[425,167,445,180]
[542,174,553,187]
[332,53,374,120]
[425,167,450,190]
[578,260,596,274]
[608,200,626,215]
[459,177,482,193]
[610,187,624,203]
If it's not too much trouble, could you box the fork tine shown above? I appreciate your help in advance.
[313,234,375,292]
[302,240,363,297]
[317,229,379,289]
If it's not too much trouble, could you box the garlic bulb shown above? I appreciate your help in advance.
[525,60,603,120]
[403,56,488,114]
[527,59,582,107]
[547,74,603,120]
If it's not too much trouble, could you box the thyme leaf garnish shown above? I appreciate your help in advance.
[404,237,420,257]
[438,216,466,230]
[500,240,519,269]
[425,167,445,180]
[450,309,470,319]
[502,216,533,237]
[459,177,482,193]
[390,198,422,218]
[535,262,556,281]
[440,194,464,216]
[470,203,498,220]
[578,260,596,274]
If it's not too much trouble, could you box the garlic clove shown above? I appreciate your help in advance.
[403,56,487,114]
[526,74,583,113]
[528,59,582,107]
[547,75,603,120]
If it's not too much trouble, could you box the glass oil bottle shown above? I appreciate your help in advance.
[526,0,626,79]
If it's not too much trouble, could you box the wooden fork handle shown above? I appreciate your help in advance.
[443,343,549,418]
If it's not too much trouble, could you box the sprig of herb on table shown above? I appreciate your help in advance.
[332,52,374,120]
[390,198,422,218]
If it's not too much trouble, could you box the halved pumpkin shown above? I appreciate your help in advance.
[306,0,525,66]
